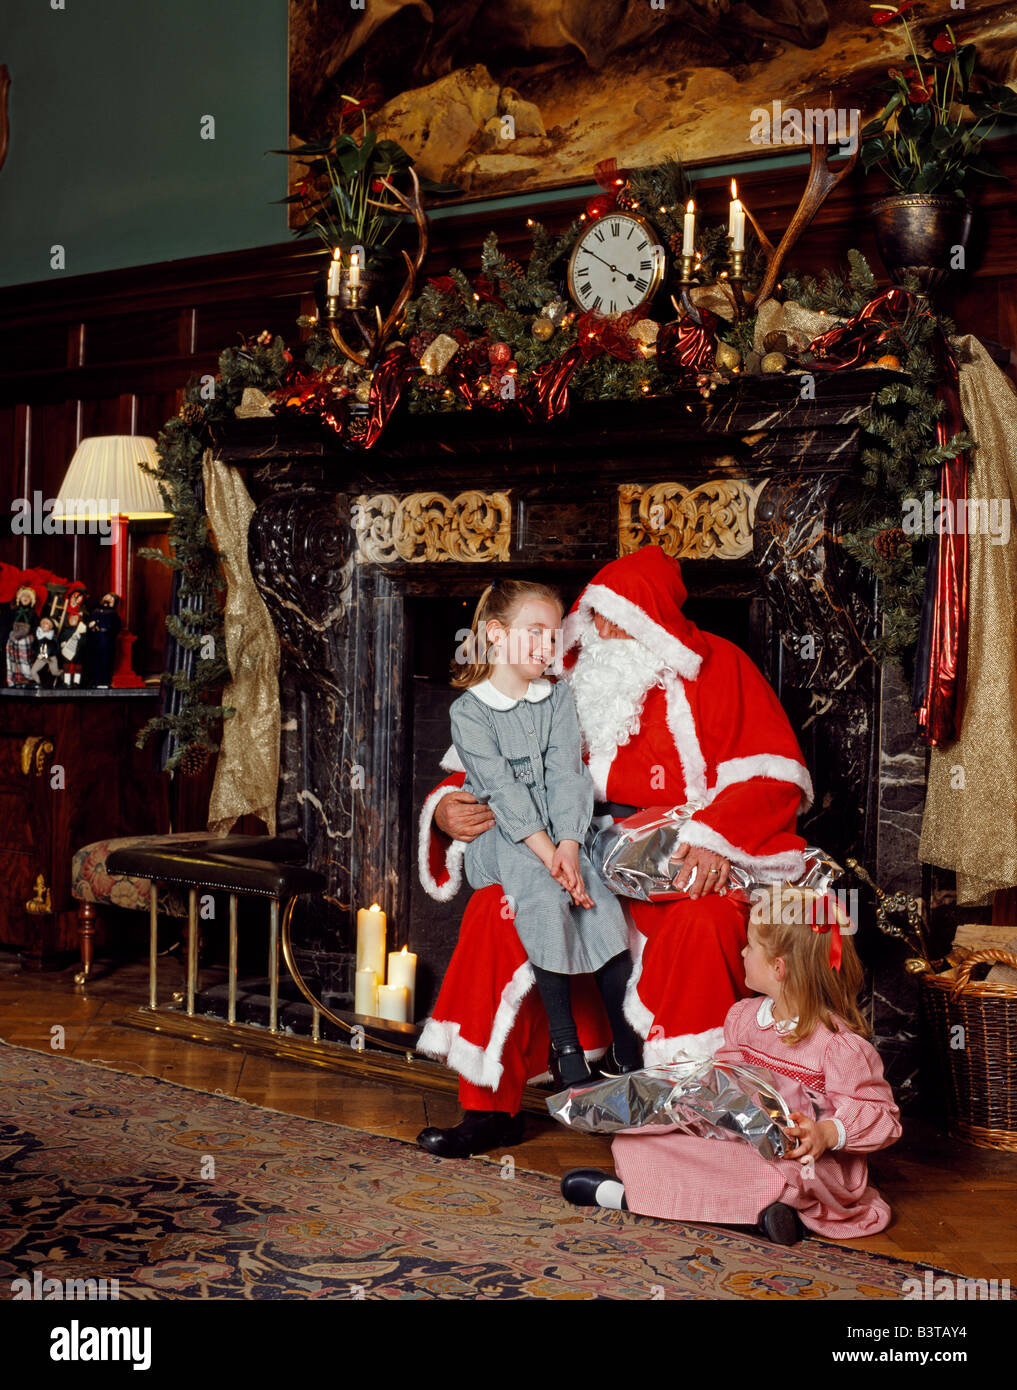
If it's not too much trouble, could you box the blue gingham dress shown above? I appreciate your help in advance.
[449,677,629,974]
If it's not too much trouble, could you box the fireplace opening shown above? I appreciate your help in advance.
[406,579,761,1017]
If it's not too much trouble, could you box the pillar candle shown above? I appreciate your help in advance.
[354,969,378,1016]
[356,903,386,981]
[682,200,696,257]
[728,181,745,253]
[376,984,408,1022]
[349,249,361,288]
[327,249,342,297]
[387,946,417,1021]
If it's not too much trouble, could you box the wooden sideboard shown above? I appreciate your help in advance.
[0,689,169,969]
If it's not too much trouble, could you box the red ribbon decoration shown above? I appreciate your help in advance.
[657,309,719,376]
[587,157,629,219]
[363,347,418,449]
[804,893,845,972]
[522,308,641,424]
[806,288,968,746]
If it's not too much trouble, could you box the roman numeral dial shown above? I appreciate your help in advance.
[566,212,666,317]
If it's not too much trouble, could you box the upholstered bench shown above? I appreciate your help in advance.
[72,832,309,983]
[105,839,325,1035]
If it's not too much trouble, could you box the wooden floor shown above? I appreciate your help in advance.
[2,949,1015,1285]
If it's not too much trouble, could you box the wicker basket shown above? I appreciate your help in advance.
[921,949,1017,1152]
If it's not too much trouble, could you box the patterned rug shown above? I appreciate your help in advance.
[0,1041,950,1301]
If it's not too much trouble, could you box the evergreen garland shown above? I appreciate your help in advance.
[136,334,292,772]
[783,252,974,662]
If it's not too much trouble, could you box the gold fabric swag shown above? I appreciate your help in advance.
[919,336,1017,903]
[202,451,281,836]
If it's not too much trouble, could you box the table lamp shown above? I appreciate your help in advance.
[52,436,172,687]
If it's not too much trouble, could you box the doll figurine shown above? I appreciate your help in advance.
[5,585,38,687]
[60,605,87,685]
[85,592,121,688]
[29,617,61,684]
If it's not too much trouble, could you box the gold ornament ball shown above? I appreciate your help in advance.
[761,351,789,373]
[715,341,741,371]
[531,317,555,341]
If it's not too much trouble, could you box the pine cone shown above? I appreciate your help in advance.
[178,744,210,776]
[873,526,909,560]
[179,401,204,427]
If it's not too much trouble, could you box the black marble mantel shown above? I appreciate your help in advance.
[216,369,930,1081]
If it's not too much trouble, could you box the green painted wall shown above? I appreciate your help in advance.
[0,0,290,287]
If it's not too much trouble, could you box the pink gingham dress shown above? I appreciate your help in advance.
[611,996,902,1238]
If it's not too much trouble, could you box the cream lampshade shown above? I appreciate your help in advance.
[52,436,170,523]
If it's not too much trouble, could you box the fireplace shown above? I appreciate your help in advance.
[220,369,931,1080]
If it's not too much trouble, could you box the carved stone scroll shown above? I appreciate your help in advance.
[618,479,767,560]
[354,490,511,564]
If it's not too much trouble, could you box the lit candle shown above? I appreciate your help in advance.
[349,249,361,288]
[728,180,745,253]
[356,902,386,981]
[355,968,378,1016]
[387,946,417,1021]
[376,984,408,1023]
[682,199,696,257]
[327,248,342,297]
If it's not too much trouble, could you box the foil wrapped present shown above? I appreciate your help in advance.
[547,1060,799,1160]
[591,804,842,904]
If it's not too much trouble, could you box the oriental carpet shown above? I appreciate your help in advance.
[0,1041,956,1301]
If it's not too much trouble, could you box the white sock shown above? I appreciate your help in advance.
[594,1179,627,1210]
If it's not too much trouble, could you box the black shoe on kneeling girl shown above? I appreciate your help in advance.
[548,1041,598,1089]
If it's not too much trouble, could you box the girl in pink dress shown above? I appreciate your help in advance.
[560,889,902,1244]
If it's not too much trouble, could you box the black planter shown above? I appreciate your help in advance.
[871,193,973,294]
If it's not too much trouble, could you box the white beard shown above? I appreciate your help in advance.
[566,632,672,797]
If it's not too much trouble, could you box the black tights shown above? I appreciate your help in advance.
[532,951,642,1068]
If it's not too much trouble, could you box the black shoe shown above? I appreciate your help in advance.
[597,1044,643,1079]
[416,1109,525,1159]
[549,1042,594,1089]
[561,1168,628,1209]
[757,1201,804,1246]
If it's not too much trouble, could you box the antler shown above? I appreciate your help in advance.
[747,139,858,310]
[323,165,429,369]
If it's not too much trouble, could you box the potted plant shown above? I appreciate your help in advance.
[861,3,1017,289]
[275,98,455,309]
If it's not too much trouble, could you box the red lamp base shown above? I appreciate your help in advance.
[111,632,146,689]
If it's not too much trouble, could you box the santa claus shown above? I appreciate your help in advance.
[415,546,813,1157]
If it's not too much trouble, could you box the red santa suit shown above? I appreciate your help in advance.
[417,546,813,1111]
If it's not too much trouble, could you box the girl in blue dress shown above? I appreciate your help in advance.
[448,578,642,1088]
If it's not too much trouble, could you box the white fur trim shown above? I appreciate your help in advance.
[642,1025,726,1068]
[439,744,465,774]
[417,783,467,903]
[565,584,703,680]
[622,917,653,1038]
[663,674,708,803]
[678,818,806,882]
[416,961,535,1089]
[712,755,814,812]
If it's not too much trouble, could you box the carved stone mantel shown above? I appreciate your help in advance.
[219,369,925,1049]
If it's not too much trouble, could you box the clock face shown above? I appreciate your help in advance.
[567,213,666,316]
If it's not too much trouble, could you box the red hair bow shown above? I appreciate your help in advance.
[805,893,848,972]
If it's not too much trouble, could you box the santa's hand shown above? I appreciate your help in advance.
[672,843,731,897]
[434,791,496,842]
[551,841,594,909]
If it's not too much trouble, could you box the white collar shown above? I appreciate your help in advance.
[756,995,799,1036]
[469,677,554,710]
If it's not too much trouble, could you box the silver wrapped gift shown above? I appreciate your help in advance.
[591,803,842,904]
[547,1060,799,1160]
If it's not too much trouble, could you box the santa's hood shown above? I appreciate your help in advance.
[562,547,707,680]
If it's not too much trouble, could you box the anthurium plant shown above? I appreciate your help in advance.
[861,2,1017,196]
[274,97,456,267]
